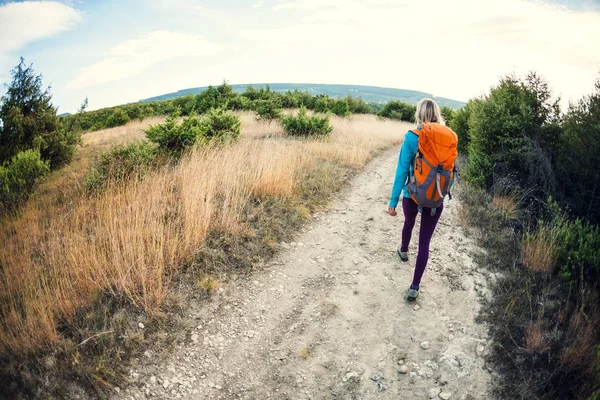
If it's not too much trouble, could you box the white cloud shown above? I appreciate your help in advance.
[67,31,224,90]
[0,1,82,53]
[235,0,600,106]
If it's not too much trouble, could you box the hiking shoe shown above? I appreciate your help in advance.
[397,248,409,262]
[406,285,420,301]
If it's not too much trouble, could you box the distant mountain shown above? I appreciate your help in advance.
[57,112,72,118]
[140,83,465,109]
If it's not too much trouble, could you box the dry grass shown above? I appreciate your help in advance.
[521,229,558,274]
[0,113,409,359]
[82,116,165,148]
[525,320,550,353]
[492,193,519,221]
[560,307,597,371]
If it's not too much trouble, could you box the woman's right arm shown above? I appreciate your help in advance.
[389,132,417,209]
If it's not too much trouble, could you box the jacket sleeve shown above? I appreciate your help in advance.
[389,132,417,208]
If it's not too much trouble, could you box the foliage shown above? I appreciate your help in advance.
[441,106,454,125]
[61,100,175,132]
[556,78,600,224]
[449,100,479,153]
[226,94,251,111]
[253,99,282,121]
[378,100,416,122]
[280,107,333,137]
[173,94,197,116]
[313,95,330,113]
[0,149,49,213]
[466,73,561,193]
[0,58,79,169]
[106,108,130,128]
[145,114,202,153]
[346,95,375,114]
[198,108,241,141]
[194,85,229,114]
[552,215,600,285]
[86,142,157,191]
[458,185,600,400]
[330,99,350,117]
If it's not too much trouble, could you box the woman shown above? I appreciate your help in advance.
[388,98,455,301]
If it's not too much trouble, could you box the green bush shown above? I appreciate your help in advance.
[226,95,251,111]
[106,109,130,128]
[145,114,202,153]
[449,101,478,153]
[195,86,226,114]
[441,106,454,126]
[198,108,241,141]
[85,141,157,191]
[39,127,81,169]
[552,216,600,284]
[281,91,300,108]
[0,149,49,213]
[556,78,600,224]
[173,94,197,116]
[466,73,561,193]
[313,95,330,113]
[0,58,79,170]
[280,107,333,137]
[378,101,416,122]
[252,99,282,121]
[330,99,350,117]
[346,95,375,114]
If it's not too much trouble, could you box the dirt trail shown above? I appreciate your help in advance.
[118,148,491,400]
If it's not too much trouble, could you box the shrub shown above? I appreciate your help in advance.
[313,95,330,113]
[173,94,197,116]
[466,73,561,193]
[85,141,157,191]
[145,114,202,153]
[106,109,130,128]
[39,127,81,169]
[553,216,600,285]
[330,99,350,117]
[281,91,300,108]
[556,78,600,224]
[198,108,241,141]
[226,95,251,111]
[378,101,416,122]
[346,95,375,114]
[449,101,479,153]
[441,106,454,126]
[280,107,333,137]
[0,149,49,213]
[252,99,282,121]
[0,58,78,169]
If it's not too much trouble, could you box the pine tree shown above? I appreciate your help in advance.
[0,58,79,169]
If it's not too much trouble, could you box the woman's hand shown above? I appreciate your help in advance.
[388,207,397,216]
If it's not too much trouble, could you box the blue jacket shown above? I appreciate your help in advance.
[389,131,418,208]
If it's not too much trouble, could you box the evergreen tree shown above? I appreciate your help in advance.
[0,58,79,169]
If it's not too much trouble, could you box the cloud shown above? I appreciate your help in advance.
[67,31,224,90]
[0,1,82,53]
[241,0,600,105]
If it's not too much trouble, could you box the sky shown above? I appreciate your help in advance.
[0,0,599,113]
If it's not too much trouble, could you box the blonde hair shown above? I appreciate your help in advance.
[415,98,444,126]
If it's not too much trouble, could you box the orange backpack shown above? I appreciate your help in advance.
[406,123,458,215]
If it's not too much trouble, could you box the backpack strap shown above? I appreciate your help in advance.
[435,162,444,200]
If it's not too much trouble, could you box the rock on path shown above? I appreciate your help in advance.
[116,148,491,400]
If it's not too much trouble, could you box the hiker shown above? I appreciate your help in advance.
[387,98,458,301]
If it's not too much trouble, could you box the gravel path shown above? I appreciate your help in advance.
[118,148,492,400]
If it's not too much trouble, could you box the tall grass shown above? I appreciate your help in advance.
[0,113,407,360]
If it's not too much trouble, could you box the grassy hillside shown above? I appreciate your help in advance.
[141,83,465,109]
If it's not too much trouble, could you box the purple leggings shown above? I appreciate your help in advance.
[400,197,443,287]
